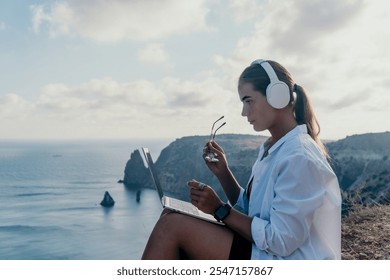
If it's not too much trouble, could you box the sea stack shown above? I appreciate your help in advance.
[100,191,115,207]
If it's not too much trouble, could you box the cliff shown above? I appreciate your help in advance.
[327,132,390,208]
[123,149,153,189]
[123,131,390,207]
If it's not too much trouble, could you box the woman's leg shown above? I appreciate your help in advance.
[141,211,234,260]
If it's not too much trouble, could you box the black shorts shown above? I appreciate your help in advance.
[228,232,252,260]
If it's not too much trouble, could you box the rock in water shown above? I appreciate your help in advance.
[100,191,115,207]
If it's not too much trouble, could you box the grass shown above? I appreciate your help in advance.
[341,204,390,259]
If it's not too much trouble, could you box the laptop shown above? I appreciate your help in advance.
[141,147,224,225]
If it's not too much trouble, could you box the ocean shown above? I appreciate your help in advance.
[0,139,172,260]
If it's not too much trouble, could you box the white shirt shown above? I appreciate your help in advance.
[234,125,341,259]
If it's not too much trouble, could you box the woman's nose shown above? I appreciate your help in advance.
[241,105,248,117]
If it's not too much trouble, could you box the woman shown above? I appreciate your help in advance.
[142,59,341,260]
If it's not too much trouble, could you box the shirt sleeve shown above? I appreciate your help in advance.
[232,186,248,214]
[251,154,327,257]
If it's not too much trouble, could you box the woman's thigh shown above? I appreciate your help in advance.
[161,211,234,259]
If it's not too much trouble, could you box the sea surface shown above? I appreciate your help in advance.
[0,139,172,260]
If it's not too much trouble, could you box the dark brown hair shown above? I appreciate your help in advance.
[238,60,329,159]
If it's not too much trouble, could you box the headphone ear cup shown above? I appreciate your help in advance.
[250,59,291,109]
[266,81,290,109]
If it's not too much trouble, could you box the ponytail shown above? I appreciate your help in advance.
[294,84,329,159]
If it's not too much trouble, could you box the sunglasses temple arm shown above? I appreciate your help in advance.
[209,116,224,141]
[212,122,226,140]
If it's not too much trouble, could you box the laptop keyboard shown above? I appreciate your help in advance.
[169,198,199,215]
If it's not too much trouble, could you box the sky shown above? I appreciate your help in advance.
[1,0,389,142]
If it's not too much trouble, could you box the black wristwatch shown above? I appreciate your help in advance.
[213,203,232,222]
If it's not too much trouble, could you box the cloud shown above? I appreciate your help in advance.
[0,21,5,31]
[315,89,368,111]
[266,0,365,55]
[218,0,365,66]
[0,94,32,118]
[137,43,173,68]
[1,74,238,139]
[228,0,264,23]
[36,78,160,118]
[30,3,73,35]
[30,0,212,43]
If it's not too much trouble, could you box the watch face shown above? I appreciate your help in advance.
[214,204,231,221]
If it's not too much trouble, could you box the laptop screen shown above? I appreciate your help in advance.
[141,147,164,201]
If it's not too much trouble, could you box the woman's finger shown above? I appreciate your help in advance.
[209,141,223,153]
[188,179,204,190]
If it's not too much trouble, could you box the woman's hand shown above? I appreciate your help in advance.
[203,141,229,178]
[187,179,223,214]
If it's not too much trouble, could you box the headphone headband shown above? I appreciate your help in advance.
[251,59,279,82]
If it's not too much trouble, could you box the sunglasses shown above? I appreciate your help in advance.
[204,116,226,162]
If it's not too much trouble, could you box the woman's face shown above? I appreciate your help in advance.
[238,82,276,132]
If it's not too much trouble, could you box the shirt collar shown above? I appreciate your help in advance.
[264,124,308,157]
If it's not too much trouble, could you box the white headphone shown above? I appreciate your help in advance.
[250,59,291,109]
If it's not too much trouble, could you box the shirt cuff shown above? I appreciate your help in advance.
[251,216,269,251]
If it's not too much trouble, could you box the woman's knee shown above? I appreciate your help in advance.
[160,208,175,217]
[155,211,184,232]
